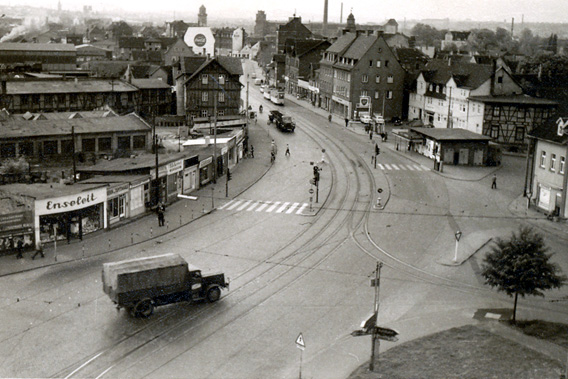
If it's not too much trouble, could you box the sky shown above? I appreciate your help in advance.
[6,0,568,24]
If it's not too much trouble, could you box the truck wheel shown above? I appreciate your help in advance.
[134,299,154,317]
[207,286,221,302]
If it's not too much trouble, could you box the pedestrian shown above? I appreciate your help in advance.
[157,202,165,226]
[345,118,349,127]
[250,145,254,158]
[328,114,332,123]
[32,244,45,260]
[16,238,23,259]
[369,130,373,140]
[491,174,497,189]
[285,144,290,157]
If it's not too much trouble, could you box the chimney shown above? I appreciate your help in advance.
[340,2,343,24]
[323,0,328,35]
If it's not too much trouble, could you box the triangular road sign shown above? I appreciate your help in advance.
[295,333,305,350]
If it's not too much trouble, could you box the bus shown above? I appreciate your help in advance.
[270,89,285,105]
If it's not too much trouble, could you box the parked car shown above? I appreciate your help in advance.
[360,114,372,124]
[391,117,403,126]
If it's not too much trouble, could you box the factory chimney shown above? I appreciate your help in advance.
[323,0,328,36]
[340,2,343,24]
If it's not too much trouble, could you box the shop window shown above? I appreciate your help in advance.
[43,140,58,155]
[540,151,546,168]
[133,135,146,150]
[108,196,126,218]
[118,136,131,151]
[82,138,95,152]
[98,137,112,151]
[514,127,524,141]
[0,143,16,158]
[550,154,556,172]
[18,141,33,156]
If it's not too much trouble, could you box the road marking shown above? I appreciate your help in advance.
[391,164,401,170]
[266,201,280,212]
[255,201,270,212]
[247,201,259,211]
[384,164,392,170]
[406,165,414,171]
[414,165,424,171]
[286,202,299,214]
[276,202,290,213]
[378,163,385,170]
[218,199,236,210]
[237,200,252,211]
[296,203,308,214]
[227,200,242,210]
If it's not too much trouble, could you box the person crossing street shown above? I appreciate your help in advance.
[285,144,290,157]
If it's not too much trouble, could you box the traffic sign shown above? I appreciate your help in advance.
[377,188,383,194]
[455,231,462,241]
[295,333,305,350]
[375,326,399,342]
[309,188,314,194]
[360,312,377,332]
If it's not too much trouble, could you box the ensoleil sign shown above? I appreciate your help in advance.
[36,187,107,215]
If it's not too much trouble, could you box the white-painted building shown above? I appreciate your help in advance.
[184,27,215,56]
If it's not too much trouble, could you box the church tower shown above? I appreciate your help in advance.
[198,5,207,27]
[346,11,356,32]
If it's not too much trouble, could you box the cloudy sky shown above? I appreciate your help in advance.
[8,0,568,24]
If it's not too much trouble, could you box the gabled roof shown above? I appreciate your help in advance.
[421,59,493,89]
[130,78,171,89]
[6,79,138,94]
[118,37,146,49]
[185,57,243,83]
[326,32,357,54]
[343,34,378,59]
[287,39,329,57]
[180,56,208,75]
[529,117,568,144]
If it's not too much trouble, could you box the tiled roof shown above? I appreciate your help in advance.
[217,56,243,75]
[6,79,138,94]
[343,35,378,59]
[469,94,557,105]
[118,37,146,49]
[0,113,150,139]
[180,57,208,75]
[130,78,170,89]
[422,59,493,89]
[528,117,568,144]
[326,32,357,54]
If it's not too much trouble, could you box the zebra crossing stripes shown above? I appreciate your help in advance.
[219,199,309,215]
[377,163,429,171]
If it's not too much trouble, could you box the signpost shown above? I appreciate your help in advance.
[296,333,305,379]
[454,230,462,262]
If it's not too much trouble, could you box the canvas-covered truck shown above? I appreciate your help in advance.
[268,110,296,132]
[102,253,229,317]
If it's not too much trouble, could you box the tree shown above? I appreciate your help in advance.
[481,226,565,322]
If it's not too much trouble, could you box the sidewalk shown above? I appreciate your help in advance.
[0,121,274,277]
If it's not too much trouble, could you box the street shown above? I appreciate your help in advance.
[0,60,566,379]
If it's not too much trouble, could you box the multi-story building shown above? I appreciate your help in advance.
[276,16,313,54]
[319,31,406,121]
[284,39,331,98]
[408,59,557,147]
[526,117,568,218]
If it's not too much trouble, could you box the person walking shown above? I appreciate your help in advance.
[328,114,332,123]
[16,238,23,259]
[345,118,349,127]
[491,174,497,189]
[250,145,254,158]
[32,244,45,260]
[157,202,165,226]
[285,144,290,157]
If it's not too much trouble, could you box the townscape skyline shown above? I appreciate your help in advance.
[5,0,568,24]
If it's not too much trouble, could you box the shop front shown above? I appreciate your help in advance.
[0,211,34,256]
[35,186,107,248]
[183,155,199,194]
[332,95,351,119]
[199,156,214,185]
[107,183,129,226]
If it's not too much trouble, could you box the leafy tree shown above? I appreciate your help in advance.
[411,23,446,47]
[481,226,565,322]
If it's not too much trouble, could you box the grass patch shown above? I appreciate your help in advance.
[508,320,568,350]
[349,324,566,379]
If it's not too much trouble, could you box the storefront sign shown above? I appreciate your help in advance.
[150,165,168,180]
[332,95,350,106]
[107,183,129,196]
[0,211,33,237]
[166,159,184,175]
[36,187,107,216]
[199,156,213,168]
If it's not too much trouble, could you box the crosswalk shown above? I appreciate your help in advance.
[218,199,310,215]
[377,163,429,171]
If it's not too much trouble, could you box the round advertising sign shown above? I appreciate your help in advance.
[361,98,368,106]
[194,34,207,47]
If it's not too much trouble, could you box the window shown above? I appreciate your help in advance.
[133,135,146,149]
[118,136,130,151]
[387,75,394,84]
[18,142,33,156]
[374,90,379,99]
[386,90,393,99]
[219,74,225,85]
[218,91,225,102]
[201,74,208,84]
[385,60,389,67]
[98,137,111,151]
[218,110,224,116]
[491,125,499,139]
[201,110,208,117]
[540,151,546,168]
[0,143,16,158]
[361,90,368,97]
[369,60,373,67]
[375,75,380,84]
[550,154,556,172]
[497,76,503,84]
[492,107,500,117]
[376,60,381,68]
[361,74,368,83]
[43,140,58,155]
[82,138,95,152]
[560,156,565,174]
[61,139,73,154]
[202,92,208,102]
[514,127,524,141]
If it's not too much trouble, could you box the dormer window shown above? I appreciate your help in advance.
[202,75,208,85]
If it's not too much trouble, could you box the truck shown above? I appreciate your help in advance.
[102,253,229,317]
[268,110,295,132]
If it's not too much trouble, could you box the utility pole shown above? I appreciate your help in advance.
[213,91,217,183]
[71,126,76,182]
[153,113,159,206]
[446,87,453,129]
[370,261,382,372]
